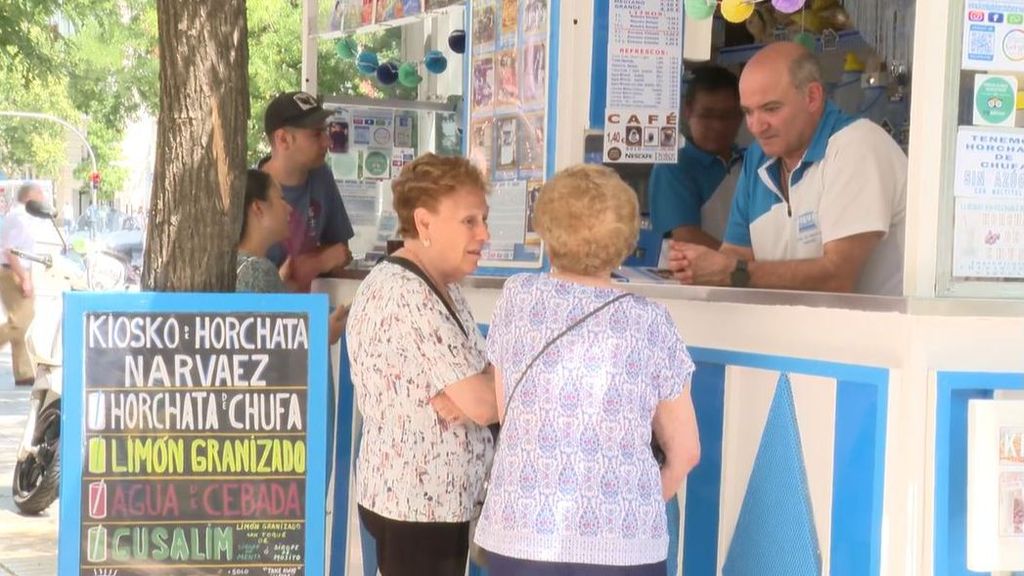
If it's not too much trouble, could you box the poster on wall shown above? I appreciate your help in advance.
[953,197,1024,278]
[967,401,1024,571]
[962,0,1024,72]
[319,0,466,33]
[467,0,550,269]
[953,127,1024,199]
[603,0,683,164]
[58,294,329,576]
[953,127,1024,277]
[998,428,1024,537]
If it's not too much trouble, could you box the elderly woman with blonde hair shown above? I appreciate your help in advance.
[347,153,498,576]
[473,164,701,575]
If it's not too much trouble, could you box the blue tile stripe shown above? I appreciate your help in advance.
[682,362,725,576]
[831,380,888,576]
[329,334,358,575]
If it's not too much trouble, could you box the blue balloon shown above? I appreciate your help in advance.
[424,50,447,74]
[356,51,379,75]
[448,29,466,54]
[376,61,399,85]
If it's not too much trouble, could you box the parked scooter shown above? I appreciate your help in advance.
[10,200,92,514]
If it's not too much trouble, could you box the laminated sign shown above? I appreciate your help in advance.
[604,109,679,163]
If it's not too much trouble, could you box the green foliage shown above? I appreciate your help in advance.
[246,0,414,164]
[0,0,155,201]
[1,0,412,191]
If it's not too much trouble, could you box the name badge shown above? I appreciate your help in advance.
[797,211,821,245]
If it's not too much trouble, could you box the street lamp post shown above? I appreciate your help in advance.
[0,111,99,210]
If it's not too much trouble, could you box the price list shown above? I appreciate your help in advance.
[78,312,312,576]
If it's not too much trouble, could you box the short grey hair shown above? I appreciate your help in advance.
[789,51,823,89]
[16,183,41,203]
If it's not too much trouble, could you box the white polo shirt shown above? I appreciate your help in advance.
[723,103,907,296]
[0,203,38,269]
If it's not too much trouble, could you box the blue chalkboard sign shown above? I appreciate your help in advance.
[58,292,329,576]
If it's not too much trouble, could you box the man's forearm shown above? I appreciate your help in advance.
[317,243,352,272]
[671,226,721,250]
[747,258,856,293]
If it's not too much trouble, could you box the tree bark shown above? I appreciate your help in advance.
[144,0,249,291]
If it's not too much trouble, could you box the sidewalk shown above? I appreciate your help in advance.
[0,349,58,576]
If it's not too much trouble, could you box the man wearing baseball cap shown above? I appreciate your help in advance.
[260,91,354,291]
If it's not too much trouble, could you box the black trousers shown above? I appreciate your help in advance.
[358,505,470,576]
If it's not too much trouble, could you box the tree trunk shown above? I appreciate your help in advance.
[144,0,249,291]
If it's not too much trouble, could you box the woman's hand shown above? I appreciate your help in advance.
[430,392,466,425]
[328,304,349,345]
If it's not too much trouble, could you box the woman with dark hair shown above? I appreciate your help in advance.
[237,169,292,293]
[237,168,346,341]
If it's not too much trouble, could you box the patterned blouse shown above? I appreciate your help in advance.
[473,273,694,566]
[236,253,286,293]
[347,260,494,523]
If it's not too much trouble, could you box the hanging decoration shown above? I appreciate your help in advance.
[334,33,459,87]
[684,0,716,21]
[447,29,466,55]
[376,61,400,86]
[721,0,756,24]
[424,50,448,74]
[335,36,360,60]
[771,0,806,14]
[691,0,853,51]
[356,51,380,75]
[398,62,423,87]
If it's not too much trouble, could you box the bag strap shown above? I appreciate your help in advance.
[502,292,632,423]
[383,255,468,338]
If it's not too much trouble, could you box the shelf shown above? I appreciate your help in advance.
[716,30,869,65]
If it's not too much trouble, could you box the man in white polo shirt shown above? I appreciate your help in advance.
[667,42,907,296]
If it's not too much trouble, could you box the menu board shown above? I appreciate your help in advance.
[603,0,683,164]
[59,294,328,576]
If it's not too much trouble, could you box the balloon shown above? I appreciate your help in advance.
[684,0,716,20]
[794,31,816,51]
[398,62,423,87]
[772,0,806,13]
[448,29,466,54]
[424,50,448,74]
[721,0,755,23]
[335,36,359,60]
[376,61,399,85]
[356,51,379,75]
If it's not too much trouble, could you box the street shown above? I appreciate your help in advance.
[0,350,58,576]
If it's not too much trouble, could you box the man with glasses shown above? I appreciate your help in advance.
[647,65,744,252]
[261,91,354,292]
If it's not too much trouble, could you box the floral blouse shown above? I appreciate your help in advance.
[346,260,494,522]
[474,273,694,565]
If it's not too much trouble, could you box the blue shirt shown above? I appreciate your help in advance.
[723,102,907,295]
[647,138,743,240]
[267,164,355,266]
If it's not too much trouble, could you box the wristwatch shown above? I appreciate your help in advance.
[730,259,750,288]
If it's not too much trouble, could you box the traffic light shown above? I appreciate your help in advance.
[89,171,101,187]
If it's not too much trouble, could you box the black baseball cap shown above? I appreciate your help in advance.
[264,91,333,136]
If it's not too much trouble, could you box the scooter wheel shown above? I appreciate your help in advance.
[12,403,61,515]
